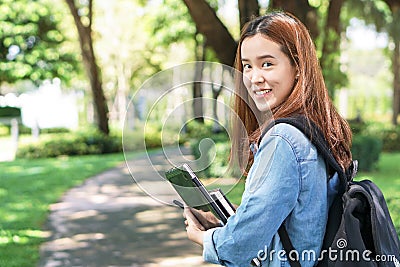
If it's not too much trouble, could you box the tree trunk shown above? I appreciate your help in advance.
[320,0,345,97]
[211,65,225,133]
[322,0,344,59]
[64,0,110,135]
[116,63,128,129]
[238,0,260,30]
[392,39,400,125]
[269,0,319,40]
[182,0,237,66]
[193,33,205,123]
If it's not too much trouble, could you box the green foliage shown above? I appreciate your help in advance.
[0,125,9,136]
[184,120,215,140]
[0,152,132,267]
[144,124,163,149]
[0,107,21,117]
[206,141,231,177]
[352,134,383,172]
[348,119,367,135]
[16,129,122,159]
[321,29,348,97]
[353,122,400,152]
[367,123,400,152]
[349,120,383,172]
[0,0,79,85]
[381,128,400,152]
[146,0,195,46]
[185,120,230,178]
[142,122,186,149]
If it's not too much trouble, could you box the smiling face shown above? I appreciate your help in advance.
[241,33,297,112]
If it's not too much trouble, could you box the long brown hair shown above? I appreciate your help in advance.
[231,12,352,174]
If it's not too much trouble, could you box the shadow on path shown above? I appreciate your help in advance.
[38,147,219,267]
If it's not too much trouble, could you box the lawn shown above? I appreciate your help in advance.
[0,151,138,267]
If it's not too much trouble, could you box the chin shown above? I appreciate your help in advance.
[255,104,272,113]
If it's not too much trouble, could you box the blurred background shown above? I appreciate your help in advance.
[1,0,399,266]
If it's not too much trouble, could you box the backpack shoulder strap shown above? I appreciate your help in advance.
[259,116,349,188]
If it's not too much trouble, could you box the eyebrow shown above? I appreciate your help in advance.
[241,54,276,62]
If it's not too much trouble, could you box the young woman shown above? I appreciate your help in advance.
[183,12,352,267]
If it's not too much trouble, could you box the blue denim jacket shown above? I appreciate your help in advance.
[203,123,329,267]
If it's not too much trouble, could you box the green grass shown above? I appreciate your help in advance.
[216,152,400,234]
[0,151,139,267]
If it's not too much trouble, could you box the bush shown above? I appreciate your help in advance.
[142,122,186,149]
[355,122,400,152]
[207,141,231,177]
[381,128,400,152]
[351,134,383,172]
[16,129,122,159]
[348,120,367,135]
[0,107,21,117]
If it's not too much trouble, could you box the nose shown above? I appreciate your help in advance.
[251,68,264,84]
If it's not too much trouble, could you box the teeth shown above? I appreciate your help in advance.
[255,89,271,95]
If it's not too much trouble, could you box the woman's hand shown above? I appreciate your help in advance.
[188,208,222,230]
[183,207,205,246]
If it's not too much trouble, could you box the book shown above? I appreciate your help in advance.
[165,163,235,224]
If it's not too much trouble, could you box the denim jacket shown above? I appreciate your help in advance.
[203,123,329,267]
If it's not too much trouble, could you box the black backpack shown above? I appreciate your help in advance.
[257,116,400,267]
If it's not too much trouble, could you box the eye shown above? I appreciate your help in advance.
[243,63,251,70]
[262,62,272,68]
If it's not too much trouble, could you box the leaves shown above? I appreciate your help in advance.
[0,0,79,85]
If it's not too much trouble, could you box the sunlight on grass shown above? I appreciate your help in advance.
[0,151,139,267]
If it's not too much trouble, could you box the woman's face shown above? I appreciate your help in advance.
[241,33,297,112]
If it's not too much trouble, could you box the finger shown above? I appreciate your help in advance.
[189,207,201,217]
[184,207,206,231]
[189,208,208,227]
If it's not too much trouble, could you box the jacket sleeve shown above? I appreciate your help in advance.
[202,133,301,266]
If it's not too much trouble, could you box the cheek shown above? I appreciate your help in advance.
[242,74,252,90]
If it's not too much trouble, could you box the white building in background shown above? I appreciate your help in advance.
[19,79,79,130]
[0,79,80,161]
[0,78,80,131]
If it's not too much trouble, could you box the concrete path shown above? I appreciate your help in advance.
[38,146,219,267]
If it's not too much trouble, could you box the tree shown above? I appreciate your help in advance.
[269,0,319,40]
[238,0,260,29]
[64,0,109,134]
[345,0,400,125]
[148,0,209,122]
[0,0,79,91]
[182,0,347,97]
[182,0,237,66]
[382,0,400,125]
[94,1,158,128]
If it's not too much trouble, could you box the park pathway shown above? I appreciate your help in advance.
[38,146,219,267]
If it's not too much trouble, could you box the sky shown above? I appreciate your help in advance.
[346,18,389,50]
